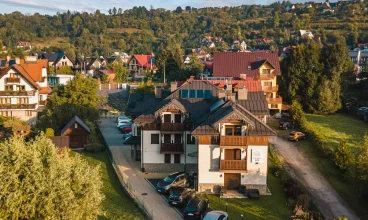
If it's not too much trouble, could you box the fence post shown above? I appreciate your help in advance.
[108,84,111,90]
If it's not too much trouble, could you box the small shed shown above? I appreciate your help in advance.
[61,116,91,148]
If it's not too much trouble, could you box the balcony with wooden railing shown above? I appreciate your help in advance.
[142,123,160,130]
[262,85,278,92]
[161,123,184,132]
[5,77,20,83]
[219,160,247,173]
[160,143,184,154]
[0,90,35,96]
[259,74,275,80]
[0,103,36,109]
[39,100,47,106]
[266,97,282,104]
[220,136,247,147]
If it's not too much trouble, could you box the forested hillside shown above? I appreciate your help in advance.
[1,1,368,57]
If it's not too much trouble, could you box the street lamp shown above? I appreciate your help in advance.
[225,203,228,212]
[241,214,244,220]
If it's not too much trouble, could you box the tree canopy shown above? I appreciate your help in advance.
[0,134,104,219]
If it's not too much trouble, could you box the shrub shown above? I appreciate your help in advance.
[45,128,54,137]
[334,139,354,172]
[84,142,104,153]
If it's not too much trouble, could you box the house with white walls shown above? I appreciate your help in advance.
[128,78,275,194]
[0,56,51,124]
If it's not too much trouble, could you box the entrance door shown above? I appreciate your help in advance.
[224,173,241,190]
[174,134,181,143]
[164,114,171,123]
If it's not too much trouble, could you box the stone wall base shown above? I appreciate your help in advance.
[198,183,268,195]
[142,163,197,173]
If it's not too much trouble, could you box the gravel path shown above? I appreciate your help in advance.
[270,137,359,220]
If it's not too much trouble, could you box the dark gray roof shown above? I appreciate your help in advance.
[61,116,91,135]
[237,91,269,115]
[126,93,160,117]
[124,136,141,145]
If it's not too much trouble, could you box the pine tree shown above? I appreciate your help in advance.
[273,13,280,28]
[334,139,353,172]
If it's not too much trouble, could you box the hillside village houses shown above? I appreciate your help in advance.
[127,54,156,77]
[0,56,51,124]
[127,77,275,194]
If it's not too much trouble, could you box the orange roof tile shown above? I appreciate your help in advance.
[19,59,47,81]
[39,86,52,94]
[9,65,41,90]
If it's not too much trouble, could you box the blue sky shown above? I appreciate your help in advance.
[0,0,298,15]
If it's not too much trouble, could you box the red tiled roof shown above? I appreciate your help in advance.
[20,59,48,81]
[39,86,52,94]
[207,79,262,92]
[10,65,41,89]
[213,52,281,78]
[132,54,155,68]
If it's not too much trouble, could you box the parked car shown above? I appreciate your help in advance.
[274,113,282,119]
[203,211,228,220]
[157,172,191,194]
[279,121,293,130]
[168,187,194,206]
[122,132,132,140]
[120,126,132,134]
[288,131,306,142]
[118,122,132,130]
[183,197,209,220]
[117,120,131,128]
[116,115,131,122]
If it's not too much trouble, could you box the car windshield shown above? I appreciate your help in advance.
[164,176,176,183]
[185,199,200,212]
[289,132,296,136]
[170,188,184,196]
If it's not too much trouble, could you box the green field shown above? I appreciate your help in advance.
[268,113,368,218]
[77,150,145,220]
[200,158,292,220]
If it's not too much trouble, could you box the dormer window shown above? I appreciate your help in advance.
[75,123,78,128]
[248,66,251,70]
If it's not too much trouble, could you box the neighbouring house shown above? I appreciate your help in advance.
[231,40,247,51]
[278,46,295,58]
[39,52,75,73]
[129,79,275,195]
[75,57,105,77]
[127,54,155,77]
[48,74,75,87]
[112,52,131,64]
[256,38,272,46]
[16,41,32,51]
[98,69,116,82]
[299,30,314,40]
[0,56,51,124]
[349,50,368,74]
[213,52,282,113]
[61,116,91,148]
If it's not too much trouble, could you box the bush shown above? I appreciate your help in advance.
[84,142,104,153]
[45,128,54,137]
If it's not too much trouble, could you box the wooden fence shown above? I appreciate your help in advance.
[50,136,70,148]
[99,83,129,91]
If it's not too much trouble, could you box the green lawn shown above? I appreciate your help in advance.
[268,114,368,218]
[77,150,145,220]
[200,159,292,220]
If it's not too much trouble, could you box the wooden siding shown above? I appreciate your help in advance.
[247,136,268,145]
[220,136,247,146]
[50,136,70,148]
[220,160,247,171]
[197,135,220,145]
[160,143,184,154]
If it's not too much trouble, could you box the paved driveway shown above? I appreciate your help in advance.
[270,137,359,220]
[99,118,182,220]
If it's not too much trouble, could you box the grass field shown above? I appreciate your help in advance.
[200,158,292,220]
[268,113,368,218]
[107,28,142,34]
[77,150,145,220]
[32,37,70,48]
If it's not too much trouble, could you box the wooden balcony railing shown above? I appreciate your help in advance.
[259,74,275,80]
[142,123,160,130]
[0,104,36,109]
[220,136,247,146]
[220,160,247,171]
[0,90,35,96]
[266,97,282,104]
[160,143,184,154]
[5,77,20,83]
[39,100,47,106]
[161,123,184,131]
[262,85,278,92]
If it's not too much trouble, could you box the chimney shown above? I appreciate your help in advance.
[155,86,162,99]
[189,76,195,81]
[238,86,248,100]
[240,74,247,80]
[225,83,232,92]
[230,93,236,102]
[25,56,37,62]
[218,90,226,99]
[15,57,20,64]
[171,81,177,92]
[6,56,10,62]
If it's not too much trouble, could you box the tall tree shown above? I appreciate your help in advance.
[0,134,104,219]
[273,13,280,28]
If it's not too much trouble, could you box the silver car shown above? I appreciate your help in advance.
[203,211,228,220]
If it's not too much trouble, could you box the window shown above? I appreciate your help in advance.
[174,134,182,143]
[25,111,32,116]
[225,128,233,136]
[5,85,13,91]
[181,89,189,98]
[174,114,181,123]
[75,123,78,128]
[234,127,242,136]
[196,90,204,98]
[174,154,180,164]
[271,104,278,108]
[187,134,195,144]
[18,98,28,104]
[263,82,272,86]
[189,90,196,98]
[0,111,11,116]
[17,85,25,91]
[204,90,211,99]
[151,134,160,144]
[164,154,171,163]
[262,69,271,75]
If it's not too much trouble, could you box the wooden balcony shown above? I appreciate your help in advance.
[39,100,47,106]
[262,85,278,92]
[160,143,184,154]
[161,123,184,132]
[266,97,282,104]
[0,90,35,96]
[0,104,36,109]
[259,74,275,80]
[220,136,247,147]
[219,160,247,173]
[5,77,20,83]
[142,123,160,130]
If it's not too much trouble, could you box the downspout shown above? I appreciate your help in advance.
[141,123,144,172]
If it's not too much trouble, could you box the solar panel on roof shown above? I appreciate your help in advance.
[209,99,225,113]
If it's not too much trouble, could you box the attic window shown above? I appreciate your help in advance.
[257,57,261,61]
[248,66,251,70]
[181,89,189,98]
[75,123,78,128]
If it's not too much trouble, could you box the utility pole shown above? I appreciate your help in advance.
[163,60,166,87]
